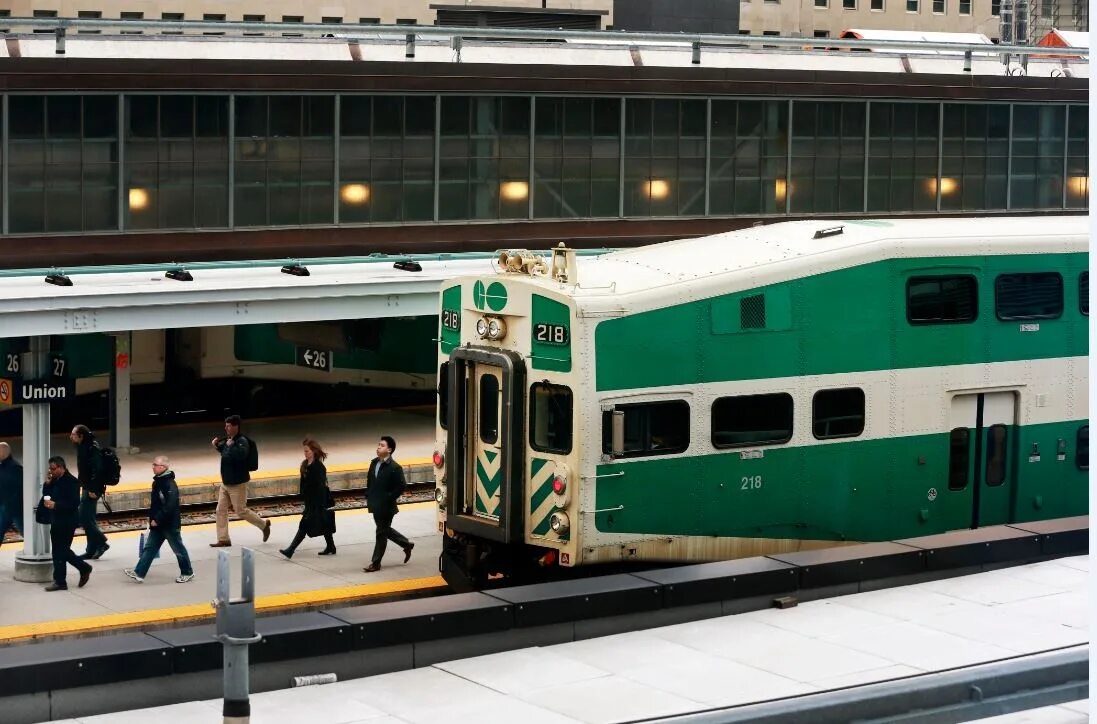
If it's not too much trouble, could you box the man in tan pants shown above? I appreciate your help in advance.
[209,415,271,547]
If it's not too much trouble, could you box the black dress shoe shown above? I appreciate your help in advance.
[364,563,381,573]
[78,569,92,588]
[279,548,293,559]
[78,552,94,560]
[403,542,414,564]
[318,548,336,556]
[91,543,110,560]
[44,582,67,592]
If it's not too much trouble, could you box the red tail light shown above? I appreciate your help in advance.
[433,450,445,468]
[552,476,566,495]
[538,550,558,567]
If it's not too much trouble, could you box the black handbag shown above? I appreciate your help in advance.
[34,496,51,525]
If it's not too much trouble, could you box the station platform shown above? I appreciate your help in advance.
[0,406,438,516]
[48,554,1089,724]
[0,503,445,644]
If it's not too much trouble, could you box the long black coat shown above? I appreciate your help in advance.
[299,460,335,537]
[44,471,81,528]
[365,457,406,517]
[0,456,22,512]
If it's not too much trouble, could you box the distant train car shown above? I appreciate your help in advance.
[432,215,1089,589]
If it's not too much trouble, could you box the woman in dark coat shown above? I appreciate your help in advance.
[279,437,336,558]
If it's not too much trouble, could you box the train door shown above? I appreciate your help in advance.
[444,347,525,544]
[948,392,1018,528]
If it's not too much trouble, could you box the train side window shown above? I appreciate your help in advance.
[984,424,1007,486]
[530,383,573,454]
[1080,272,1088,316]
[711,393,793,448]
[813,388,865,439]
[479,374,499,445]
[995,272,1063,320]
[438,363,450,431]
[948,427,970,490]
[907,275,977,324]
[601,401,690,458]
[1077,426,1088,470]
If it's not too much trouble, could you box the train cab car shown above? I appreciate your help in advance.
[434,216,1089,589]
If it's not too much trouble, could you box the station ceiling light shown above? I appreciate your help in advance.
[394,260,423,272]
[45,273,72,287]
[281,264,310,277]
[165,268,193,282]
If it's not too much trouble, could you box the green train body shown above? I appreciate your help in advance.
[434,215,1088,588]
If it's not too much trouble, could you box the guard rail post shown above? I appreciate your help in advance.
[214,548,261,724]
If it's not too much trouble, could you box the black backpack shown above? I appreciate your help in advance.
[242,436,260,472]
[98,445,123,486]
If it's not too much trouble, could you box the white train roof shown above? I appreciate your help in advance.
[0,32,1086,79]
[562,215,1090,309]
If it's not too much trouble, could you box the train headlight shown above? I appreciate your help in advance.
[549,511,570,536]
[476,318,489,337]
[487,317,507,340]
[435,485,447,508]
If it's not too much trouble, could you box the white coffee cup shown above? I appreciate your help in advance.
[43,496,51,501]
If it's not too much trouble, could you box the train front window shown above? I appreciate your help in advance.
[479,373,499,445]
[602,401,690,458]
[438,362,450,431]
[529,382,573,454]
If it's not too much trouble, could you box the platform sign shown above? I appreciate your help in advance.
[0,378,11,406]
[13,378,76,404]
[295,346,333,372]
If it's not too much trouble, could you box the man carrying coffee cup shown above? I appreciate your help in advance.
[42,456,91,591]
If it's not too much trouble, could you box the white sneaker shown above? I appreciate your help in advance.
[175,573,194,583]
[123,568,144,583]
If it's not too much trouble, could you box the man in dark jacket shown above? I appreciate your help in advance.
[0,442,23,548]
[70,424,109,560]
[210,415,270,547]
[364,435,413,572]
[125,456,194,583]
[43,456,92,591]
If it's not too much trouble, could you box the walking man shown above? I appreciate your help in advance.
[0,442,23,549]
[70,424,109,560]
[125,456,194,583]
[43,456,92,591]
[364,435,413,573]
[210,415,270,547]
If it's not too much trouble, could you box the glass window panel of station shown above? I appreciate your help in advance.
[338,95,435,224]
[941,103,1009,211]
[624,98,707,217]
[867,102,939,213]
[8,95,119,234]
[1065,106,1088,209]
[439,96,530,221]
[789,101,865,214]
[233,95,334,227]
[533,97,620,219]
[1010,104,1066,210]
[710,99,789,215]
[125,95,229,230]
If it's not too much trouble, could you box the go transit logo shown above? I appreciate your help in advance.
[473,281,508,312]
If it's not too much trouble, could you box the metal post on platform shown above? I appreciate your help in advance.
[108,331,134,453]
[14,336,52,582]
[214,548,261,724]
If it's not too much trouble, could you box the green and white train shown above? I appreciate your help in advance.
[433,215,1089,588]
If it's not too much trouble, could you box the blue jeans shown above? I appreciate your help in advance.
[135,526,192,578]
[0,504,23,545]
[80,491,107,555]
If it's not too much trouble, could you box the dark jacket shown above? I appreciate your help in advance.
[365,457,406,517]
[149,470,181,531]
[0,455,21,512]
[44,471,81,528]
[215,434,250,485]
[76,435,105,496]
[299,460,335,537]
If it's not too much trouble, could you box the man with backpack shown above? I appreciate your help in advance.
[210,414,270,547]
[70,424,111,560]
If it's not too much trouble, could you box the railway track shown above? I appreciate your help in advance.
[0,482,438,543]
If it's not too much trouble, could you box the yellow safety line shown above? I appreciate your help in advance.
[0,574,447,644]
[109,456,434,493]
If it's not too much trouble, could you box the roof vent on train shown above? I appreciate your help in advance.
[813,225,845,239]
